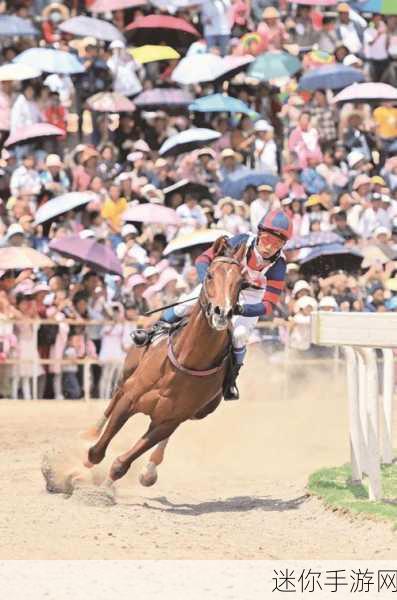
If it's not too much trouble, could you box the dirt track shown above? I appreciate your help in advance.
[1,350,396,560]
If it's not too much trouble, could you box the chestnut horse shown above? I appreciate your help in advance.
[84,238,245,486]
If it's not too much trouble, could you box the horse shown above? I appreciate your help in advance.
[83,237,246,487]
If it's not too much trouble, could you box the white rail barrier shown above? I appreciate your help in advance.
[311,311,396,501]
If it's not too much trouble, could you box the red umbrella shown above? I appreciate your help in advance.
[4,123,65,147]
[49,236,123,277]
[125,15,200,47]
[86,92,135,112]
[90,0,147,11]
[123,203,181,226]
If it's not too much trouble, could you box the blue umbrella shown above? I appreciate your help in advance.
[299,64,365,91]
[0,15,38,37]
[35,192,99,225]
[14,48,85,75]
[285,231,344,251]
[220,170,279,199]
[299,243,363,276]
[59,16,125,42]
[189,93,259,117]
[159,128,221,157]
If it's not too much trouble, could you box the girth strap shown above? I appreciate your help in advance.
[167,333,228,377]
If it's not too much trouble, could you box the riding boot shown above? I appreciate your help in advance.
[223,363,243,401]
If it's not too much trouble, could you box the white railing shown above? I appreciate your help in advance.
[311,311,397,501]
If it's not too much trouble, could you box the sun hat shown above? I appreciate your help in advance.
[45,154,63,168]
[258,184,274,193]
[263,6,280,18]
[197,147,216,159]
[5,223,24,240]
[109,40,125,50]
[374,226,391,238]
[286,263,299,272]
[127,151,144,162]
[292,279,311,297]
[337,2,350,12]
[295,296,318,311]
[352,174,371,190]
[254,120,273,133]
[319,296,338,310]
[371,175,386,186]
[347,149,366,169]
[79,229,96,240]
[221,148,237,159]
[133,140,151,153]
[121,224,138,238]
[142,266,159,279]
[127,274,146,289]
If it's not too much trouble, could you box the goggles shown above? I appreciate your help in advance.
[257,229,286,256]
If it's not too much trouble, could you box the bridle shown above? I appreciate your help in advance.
[199,256,242,319]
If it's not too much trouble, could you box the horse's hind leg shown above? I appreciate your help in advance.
[109,421,179,482]
[139,438,170,487]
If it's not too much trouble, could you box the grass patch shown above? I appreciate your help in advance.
[308,462,397,524]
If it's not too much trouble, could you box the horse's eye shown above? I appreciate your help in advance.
[207,273,213,281]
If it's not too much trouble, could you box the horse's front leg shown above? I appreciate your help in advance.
[139,438,170,487]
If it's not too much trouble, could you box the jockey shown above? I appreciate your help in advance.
[162,209,291,400]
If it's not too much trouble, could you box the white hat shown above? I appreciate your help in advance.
[347,149,366,169]
[374,226,391,238]
[286,262,299,272]
[109,40,125,50]
[79,229,96,239]
[142,266,159,278]
[5,223,24,240]
[295,296,318,311]
[254,119,273,133]
[292,279,311,297]
[343,54,361,67]
[33,283,50,294]
[121,224,138,237]
[127,151,144,162]
[45,153,63,168]
[319,296,338,309]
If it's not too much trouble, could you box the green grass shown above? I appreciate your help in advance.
[308,462,397,525]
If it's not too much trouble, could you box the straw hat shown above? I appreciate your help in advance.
[81,147,99,164]
[217,197,236,211]
[352,174,371,190]
[337,2,350,12]
[42,2,70,20]
[262,6,280,19]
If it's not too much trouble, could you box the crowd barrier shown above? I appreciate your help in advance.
[311,312,397,501]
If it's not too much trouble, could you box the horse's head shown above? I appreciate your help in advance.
[201,237,246,331]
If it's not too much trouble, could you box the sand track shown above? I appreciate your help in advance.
[1,354,396,559]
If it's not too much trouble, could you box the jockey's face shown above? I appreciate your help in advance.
[257,230,285,258]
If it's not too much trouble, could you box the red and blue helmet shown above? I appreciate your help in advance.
[257,209,293,242]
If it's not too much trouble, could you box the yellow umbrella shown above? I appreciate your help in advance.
[129,45,180,65]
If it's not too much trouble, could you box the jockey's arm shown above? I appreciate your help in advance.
[238,257,286,318]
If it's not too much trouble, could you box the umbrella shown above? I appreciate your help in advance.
[0,63,41,81]
[90,0,147,12]
[215,55,255,82]
[164,229,231,256]
[163,179,211,204]
[13,48,85,75]
[59,16,125,42]
[0,16,38,37]
[159,128,221,157]
[35,192,99,226]
[352,0,396,14]
[189,93,258,117]
[123,203,180,225]
[86,92,135,112]
[125,15,200,47]
[299,64,365,91]
[4,123,65,147]
[285,231,344,251]
[151,0,206,8]
[220,170,279,199]
[134,88,193,109]
[248,52,302,82]
[332,82,397,103]
[171,53,224,85]
[0,247,54,270]
[129,45,180,64]
[288,0,336,4]
[49,236,123,277]
[299,243,363,276]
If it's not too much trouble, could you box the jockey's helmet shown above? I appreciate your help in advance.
[256,209,292,258]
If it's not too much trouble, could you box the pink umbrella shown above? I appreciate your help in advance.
[288,0,336,4]
[86,92,135,112]
[332,82,397,103]
[4,123,65,147]
[216,55,254,81]
[123,203,181,226]
[125,15,200,47]
[90,0,147,11]
[49,236,123,277]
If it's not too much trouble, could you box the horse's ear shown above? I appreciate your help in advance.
[233,243,246,263]
[212,235,229,257]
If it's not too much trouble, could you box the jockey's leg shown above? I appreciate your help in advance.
[224,320,252,401]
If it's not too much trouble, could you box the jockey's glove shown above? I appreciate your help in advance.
[233,304,244,315]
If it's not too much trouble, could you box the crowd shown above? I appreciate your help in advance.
[0,0,397,399]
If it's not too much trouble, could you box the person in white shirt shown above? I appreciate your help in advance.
[363,15,388,81]
[116,224,148,265]
[357,193,392,239]
[215,197,248,235]
[10,83,42,135]
[10,153,42,198]
[253,119,278,174]
[176,193,208,235]
[200,0,232,56]
[250,184,276,233]
[107,40,143,98]
[335,4,363,56]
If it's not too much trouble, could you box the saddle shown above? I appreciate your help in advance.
[131,318,188,348]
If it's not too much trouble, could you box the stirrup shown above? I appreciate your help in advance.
[224,384,240,401]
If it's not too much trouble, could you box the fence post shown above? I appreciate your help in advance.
[343,346,362,483]
[32,320,39,401]
[356,350,369,475]
[381,348,394,465]
[83,360,90,403]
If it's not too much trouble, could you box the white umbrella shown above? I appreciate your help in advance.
[164,229,231,256]
[332,82,397,103]
[159,128,221,157]
[0,63,41,81]
[171,53,224,85]
[35,192,99,225]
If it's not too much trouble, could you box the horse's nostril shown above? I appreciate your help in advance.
[214,306,222,315]
[226,308,233,320]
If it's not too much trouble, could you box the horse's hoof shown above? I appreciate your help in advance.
[139,462,158,487]
[83,457,94,469]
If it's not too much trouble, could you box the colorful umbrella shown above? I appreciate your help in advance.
[35,192,99,226]
[4,123,65,147]
[171,53,224,85]
[49,236,123,277]
[299,64,364,90]
[0,247,55,270]
[189,93,258,117]
[220,170,279,199]
[304,49,334,70]
[129,45,180,64]
[134,88,193,108]
[90,0,148,12]
[59,16,125,42]
[125,15,200,47]
[86,92,135,112]
[288,0,336,5]
[123,203,181,225]
[0,63,41,81]
[285,231,344,251]
[159,128,221,157]
[164,229,231,256]
[332,82,397,103]
[299,243,363,276]
[352,0,396,14]
[14,48,85,75]
[248,52,302,81]
[0,16,38,37]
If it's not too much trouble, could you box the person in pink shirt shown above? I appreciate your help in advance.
[257,6,290,51]
[275,164,305,201]
[288,112,323,169]
[230,0,251,36]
